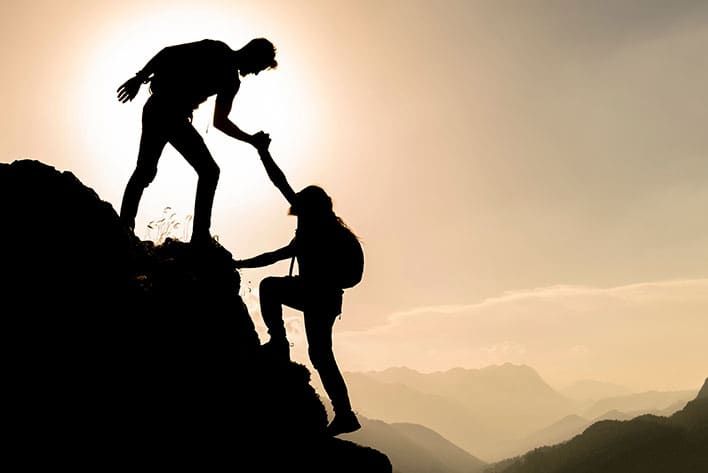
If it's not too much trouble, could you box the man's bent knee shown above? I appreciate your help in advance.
[132,166,158,188]
[198,162,220,184]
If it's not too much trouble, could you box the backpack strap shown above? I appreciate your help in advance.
[288,233,300,277]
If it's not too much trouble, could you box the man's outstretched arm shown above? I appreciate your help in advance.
[233,242,295,269]
[213,89,270,148]
[257,145,297,205]
[116,46,172,103]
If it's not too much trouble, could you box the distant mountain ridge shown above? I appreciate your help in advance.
[344,417,486,473]
[512,415,589,455]
[346,365,700,462]
[560,380,632,403]
[698,378,708,399]
[582,390,696,419]
[487,381,708,473]
[514,398,693,456]
[362,363,571,418]
[345,371,498,460]
[390,423,486,473]
[348,364,574,461]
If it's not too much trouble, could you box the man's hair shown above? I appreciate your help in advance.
[241,38,277,69]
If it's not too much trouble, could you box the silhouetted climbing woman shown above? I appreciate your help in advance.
[233,135,362,436]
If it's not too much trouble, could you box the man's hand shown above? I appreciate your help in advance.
[251,131,271,152]
[117,76,142,103]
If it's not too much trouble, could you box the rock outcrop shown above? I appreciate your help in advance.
[0,159,390,472]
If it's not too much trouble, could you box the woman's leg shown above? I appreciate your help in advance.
[303,308,353,416]
[259,276,304,344]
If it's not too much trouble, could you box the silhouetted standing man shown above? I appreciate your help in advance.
[117,38,276,243]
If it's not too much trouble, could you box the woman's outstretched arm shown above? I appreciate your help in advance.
[233,241,295,269]
[255,141,298,205]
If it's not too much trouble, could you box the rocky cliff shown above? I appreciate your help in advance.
[0,159,391,472]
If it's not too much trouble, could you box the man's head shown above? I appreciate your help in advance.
[236,38,277,76]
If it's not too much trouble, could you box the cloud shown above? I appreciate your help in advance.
[336,279,708,390]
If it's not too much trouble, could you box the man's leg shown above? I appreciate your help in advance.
[168,124,219,242]
[120,108,168,232]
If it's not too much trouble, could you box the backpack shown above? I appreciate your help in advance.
[333,226,364,289]
[289,225,364,289]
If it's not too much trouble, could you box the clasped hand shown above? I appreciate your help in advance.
[252,131,272,151]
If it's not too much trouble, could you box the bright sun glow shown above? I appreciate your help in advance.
[74,5,320,238]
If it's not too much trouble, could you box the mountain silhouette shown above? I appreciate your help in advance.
[348,364,574,460]
[0,160,390,471]
[346,365,702,462]
[345,370,497,460]
[560,380,632,405]
[511,415,590,455]
[487,379,708,473]
[698,378,708,399]
[367,365,572,430]
[581,389,696,419]
[387,422,487,473]
[513,398,692,457]
[343,416,486,473]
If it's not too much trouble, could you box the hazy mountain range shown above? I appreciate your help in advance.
[344,364,698,461]
[342,416,486,473]
[559,380,632,404]
[511,399,691,457]
[487,379,708,473]
[342,373,705,473]
[581,390,695,419]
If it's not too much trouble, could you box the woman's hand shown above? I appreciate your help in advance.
[251,131,272,151]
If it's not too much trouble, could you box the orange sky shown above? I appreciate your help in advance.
[2,0,707,390]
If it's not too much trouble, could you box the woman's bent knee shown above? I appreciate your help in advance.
[260,276,281,295]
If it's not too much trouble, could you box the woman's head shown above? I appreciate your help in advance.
[289,185,333,219]
[291,185,357,238]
